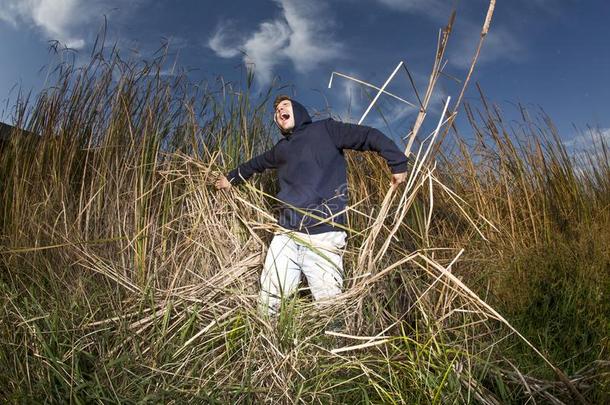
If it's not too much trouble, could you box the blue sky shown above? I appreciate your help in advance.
[1,0,609,146]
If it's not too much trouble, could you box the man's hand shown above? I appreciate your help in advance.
[215,175,232,190]
[391,171,408,188]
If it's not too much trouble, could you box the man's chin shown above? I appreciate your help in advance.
[280,125,294,134]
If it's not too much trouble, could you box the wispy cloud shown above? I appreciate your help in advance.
[564,128,610,149]
[0,0,145,49]
[449,25,524,69]
[329,67,446,133]
[564,128,610,174]
[0,0,91,48]
[241,19,292,84]
[366,86,448,139]
[375,0,525,69]
[332,74,365,123]
[207,0,342,85]
[208,20,243,58]
[279,0,341,73]
[376,0,446,18]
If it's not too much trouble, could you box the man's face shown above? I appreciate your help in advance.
[275,100,295,133]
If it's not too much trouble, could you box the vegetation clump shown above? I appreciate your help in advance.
[0,41,608,404]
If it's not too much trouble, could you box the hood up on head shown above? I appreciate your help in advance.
[276,99,312,136]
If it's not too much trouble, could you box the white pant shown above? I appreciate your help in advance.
[259,231,347,315]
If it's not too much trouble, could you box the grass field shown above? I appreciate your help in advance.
[0,43,608,404]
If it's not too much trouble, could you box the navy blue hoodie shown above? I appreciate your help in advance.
[226,100,408,234]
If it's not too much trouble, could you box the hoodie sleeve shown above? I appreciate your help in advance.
[225,146,278,186]
[325,119,408,174]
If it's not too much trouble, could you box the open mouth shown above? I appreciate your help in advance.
[280,113,290,121]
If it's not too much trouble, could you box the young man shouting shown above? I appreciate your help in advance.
[215,95,408,315]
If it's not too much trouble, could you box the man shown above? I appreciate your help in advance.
[215,95,408,315]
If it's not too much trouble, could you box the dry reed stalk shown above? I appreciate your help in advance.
[437,0,496,152]
[404,11,456,158]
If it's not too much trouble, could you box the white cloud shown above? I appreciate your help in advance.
[242,20,292,84]
[333,74,363,123]
[330,67,445,131]
[376,0,446,17]
[207,0,341,85]
[564,128,610,174]
[208,21,243,58]
[0,0,88,48]
[367,86,447,135]
[564,128,610,149]
[375,0,525,69]
[279,0,340,72]
[449,25,523,69]
[0,0,146,49]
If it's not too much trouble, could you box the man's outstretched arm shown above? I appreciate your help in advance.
[325,119,409,186]
[215,147,278,190]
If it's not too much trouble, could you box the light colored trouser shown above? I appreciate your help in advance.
[259,231,347,316]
